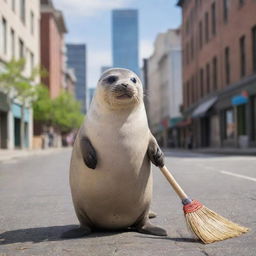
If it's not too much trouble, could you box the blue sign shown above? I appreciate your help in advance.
[231,95,248,106]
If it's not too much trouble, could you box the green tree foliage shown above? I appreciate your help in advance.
[52,92,84,133]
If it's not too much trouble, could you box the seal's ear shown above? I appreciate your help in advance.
[80,137,97,169]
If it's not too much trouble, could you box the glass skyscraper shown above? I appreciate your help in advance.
[66,44,87,113]
[112,9,139,75]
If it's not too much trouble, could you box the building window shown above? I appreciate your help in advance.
[212,56,218,90]
[30,52,34,74]
[239,0,245,7]
[186,42,190,64]
[205,12,209,43]
[199,21,203,49]
[225,47,230,85]
[200,68,204,97]
[190,36,194,60]
[240,35,246,77]
[11,29,15,59]
[223,0,228,23]
[211,2,216,36]
[30,11,34,35]
[20,0,26,24]
[2,18,7,55]
[19,38,24,59]
[252,26,256,73]
[206,63,210,93]
[12,0,15,12]
[224,109,235,139]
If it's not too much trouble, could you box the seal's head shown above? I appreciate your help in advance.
[95,68,143,109]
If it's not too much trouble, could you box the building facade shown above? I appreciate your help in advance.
[0,0,40,149]
[112,9,139,76]
[66,44,87,113]
[40,0,67,99]
[147,29,183,147]
[178,0,256,149]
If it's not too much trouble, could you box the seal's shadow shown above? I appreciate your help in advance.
[0,225,199,245]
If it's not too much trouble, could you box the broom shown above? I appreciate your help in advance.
[159,165,249,244]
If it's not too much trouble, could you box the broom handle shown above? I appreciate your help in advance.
[159,165,189,201]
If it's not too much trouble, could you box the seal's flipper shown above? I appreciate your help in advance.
[80,137,97,169]
[147,134,164,167]
[61,226,92,239]
[136,219,167,236]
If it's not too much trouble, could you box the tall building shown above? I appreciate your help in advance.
[66,44,87,113]
[40,0,67,99]
[101,66,112,74]
[177,0,256,149]
[147,29,182,147]
[87,88,96,109]
[0,0,40,149]
[112,9,139,75]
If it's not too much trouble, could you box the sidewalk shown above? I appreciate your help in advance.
[164,147,256,156]
[0,147,71,163]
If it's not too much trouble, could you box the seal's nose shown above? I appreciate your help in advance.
[121,83,128,88]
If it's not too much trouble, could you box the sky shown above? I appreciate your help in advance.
[54,0,181,88]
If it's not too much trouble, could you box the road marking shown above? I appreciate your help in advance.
[220,171,256,182]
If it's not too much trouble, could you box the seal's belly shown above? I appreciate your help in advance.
[70,127,152,229]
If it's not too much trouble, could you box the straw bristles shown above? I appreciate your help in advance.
[185,205,249,244]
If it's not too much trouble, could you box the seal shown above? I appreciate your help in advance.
[62,68,166,238]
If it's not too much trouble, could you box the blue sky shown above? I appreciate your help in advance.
[54,0,181,88]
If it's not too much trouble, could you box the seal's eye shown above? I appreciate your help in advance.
[106,75,118,84]
[130,77,137,84]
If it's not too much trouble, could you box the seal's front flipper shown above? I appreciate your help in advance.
[80,137,97,169]
[147,134,164,167]
[136,219,167,236]
[61,226,92,239]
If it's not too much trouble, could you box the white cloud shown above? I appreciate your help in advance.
[54,0,133,17]
[140,39,154,63]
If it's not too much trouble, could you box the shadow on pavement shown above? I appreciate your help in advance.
[135,234,200,243]
[0,225,201,245]
[0,225,128,245]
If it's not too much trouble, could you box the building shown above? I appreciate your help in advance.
[0,0,40,149]
[147,29,183,147]
[177,0,256,149]
[87,87,96,109]
[112,9,139,75]
[64,68,76,95]
[40,0,67,99]
[66,44,87,113]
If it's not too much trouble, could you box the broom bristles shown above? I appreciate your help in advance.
[184,201,249,244]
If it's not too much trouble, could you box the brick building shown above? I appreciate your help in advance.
[177,0,256,149]
[40,0,67,99]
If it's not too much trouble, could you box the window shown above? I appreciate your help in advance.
[252,26,256,73]
[240,35,246,77]
[206,63,210,93]
[12,0,15,12]
[20,0,26,24]
[223,0,228,22]
[205,12,209,43]
[199,21,203,49]
[30,11,34,35]
[239,0,245,7]
[30,52,34,75]
[190,36,194,60]
[224,109,235,139]
[225,47,230,84]
[186,42,190,64]
[19,38,24,59]
[200,68,204,97]
[211,2,216,36]
[11,29,15,59]
[2,18,7,55]
[212,56,218,90]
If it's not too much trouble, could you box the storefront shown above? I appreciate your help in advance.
[0,92,9,149]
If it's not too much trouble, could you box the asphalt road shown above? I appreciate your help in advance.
[0,149,255,256]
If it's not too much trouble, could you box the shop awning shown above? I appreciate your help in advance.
[192,96,217,118]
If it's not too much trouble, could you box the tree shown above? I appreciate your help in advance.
[0,59,42,149]
[52,92,84,133]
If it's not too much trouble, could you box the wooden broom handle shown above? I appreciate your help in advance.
[159,165,189,201]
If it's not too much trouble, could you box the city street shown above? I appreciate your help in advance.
[0,149,255,256]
